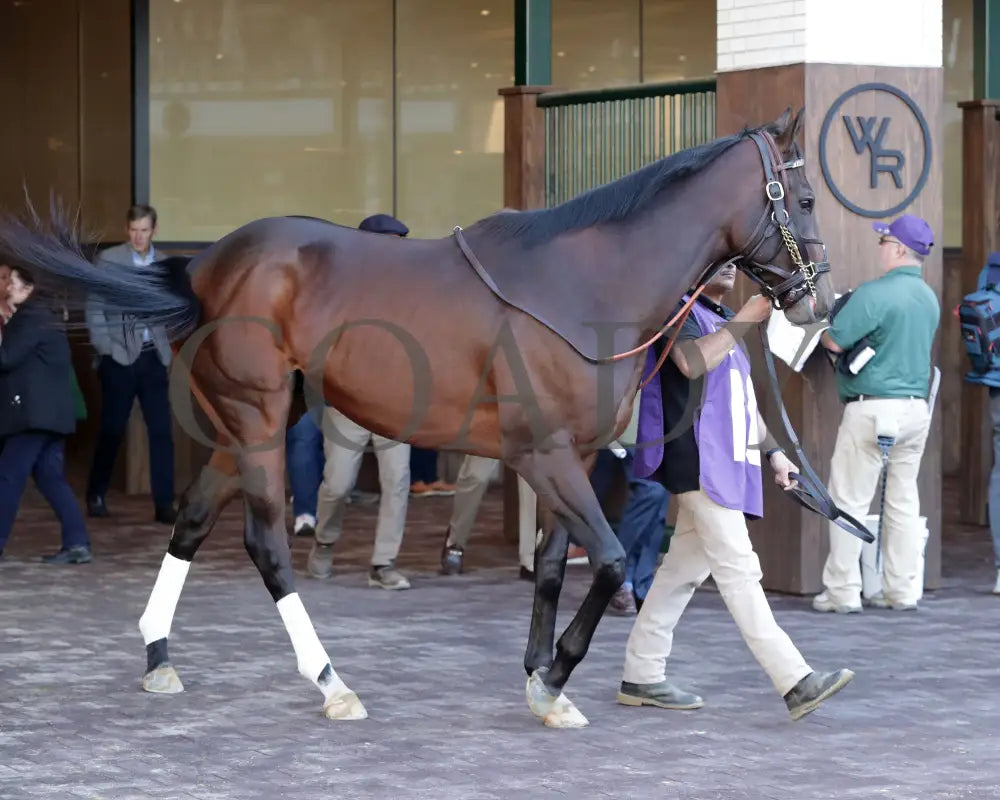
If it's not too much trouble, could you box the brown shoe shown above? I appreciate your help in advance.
[429,480,456,496]
[608,585,637,615]
[409,481,436,497]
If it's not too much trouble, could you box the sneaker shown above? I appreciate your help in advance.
[368,562,411,590]
[992,569,1000,595]
[811,591,862,614]
[866,592,918,611]
[293,514,316,537]
[440,536,464,575]
[783,669,854,720]
[40,546,92,565]
[608,585,637,615]
[617,680,704,710]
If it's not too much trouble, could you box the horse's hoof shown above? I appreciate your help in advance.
[526,668,588,728]
[323,690,368,720]
[543,694,589,729]
[142,664,184,694]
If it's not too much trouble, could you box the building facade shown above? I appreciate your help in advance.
[1,0,997,591]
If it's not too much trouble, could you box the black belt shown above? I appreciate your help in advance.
[844,394,925,404]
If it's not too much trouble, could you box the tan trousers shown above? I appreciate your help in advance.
[446,454,538,570]
[622,489,811,696]
[821,397,931,607]
[315,406,410,566]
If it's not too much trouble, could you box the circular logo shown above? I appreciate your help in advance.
[818,82,932,218]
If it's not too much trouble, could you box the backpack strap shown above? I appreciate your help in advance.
[982,252,1000,289]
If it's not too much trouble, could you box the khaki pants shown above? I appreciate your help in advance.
[447,454,538,570]
[821,397,931,607]
[622,489,811,696]
[315,406,410,566]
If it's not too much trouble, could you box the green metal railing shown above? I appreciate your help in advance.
[537,78,717,207]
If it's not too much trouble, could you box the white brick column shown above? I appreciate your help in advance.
[718,0,942,72]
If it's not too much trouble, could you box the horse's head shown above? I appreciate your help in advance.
[729,107,834,325]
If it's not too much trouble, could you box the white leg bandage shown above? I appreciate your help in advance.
[276,593,347,699]
[138,554,191,644]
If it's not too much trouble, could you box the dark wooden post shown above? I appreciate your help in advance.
[498,86,549,544]
[958,98,1000,525]
[499,0,552,544]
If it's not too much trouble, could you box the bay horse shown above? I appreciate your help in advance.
[0,106,834,728]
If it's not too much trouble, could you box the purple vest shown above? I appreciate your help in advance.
[634,297,763,517]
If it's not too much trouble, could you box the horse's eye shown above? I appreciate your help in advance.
[800,197,814,212]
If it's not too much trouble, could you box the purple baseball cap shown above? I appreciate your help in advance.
[871,214,934,256]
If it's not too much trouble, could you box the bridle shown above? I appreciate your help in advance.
[731,129,831,311]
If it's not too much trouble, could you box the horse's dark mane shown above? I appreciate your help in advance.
[472,123,774,247]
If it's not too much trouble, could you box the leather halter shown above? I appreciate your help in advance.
[735,130,831,311]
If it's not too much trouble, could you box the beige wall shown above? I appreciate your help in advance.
[148,0,395,241]
[147,0,718,241]
[395,1,513,237]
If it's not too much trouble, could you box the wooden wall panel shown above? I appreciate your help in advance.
[716,63,943,594]
[0,0,80,214]
[79,0,133,239]
[804,63,943,591]
[958,100,1000,525]
[716,65,814,593]
[0,1,134,490]
[941,249,965,476]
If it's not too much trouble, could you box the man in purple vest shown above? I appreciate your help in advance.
[616,261,855,721]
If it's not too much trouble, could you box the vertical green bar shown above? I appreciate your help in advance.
[570,105,580,197]
[587,103,598,191]
[974,0,1000,99]
[514,0,551,86]
[554,108,561,205]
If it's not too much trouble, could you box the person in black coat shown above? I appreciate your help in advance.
[0,266,91,563]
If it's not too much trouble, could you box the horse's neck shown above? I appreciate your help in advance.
[588,185,734,337]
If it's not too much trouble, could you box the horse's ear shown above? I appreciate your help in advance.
[772,107,793,135]
[773,106,805,154]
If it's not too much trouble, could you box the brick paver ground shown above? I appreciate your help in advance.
[2,479,999,800]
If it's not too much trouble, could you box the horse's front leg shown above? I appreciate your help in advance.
[523,512,569,677]
[513,443,626,729]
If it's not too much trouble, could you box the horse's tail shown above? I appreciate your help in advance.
[0,199,201,341]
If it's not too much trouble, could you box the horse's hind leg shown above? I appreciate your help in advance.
[231,409,366,721]
[512,440,626,729]
[139,448,240,693]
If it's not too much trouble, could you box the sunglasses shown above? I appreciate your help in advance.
[878,236,902,246]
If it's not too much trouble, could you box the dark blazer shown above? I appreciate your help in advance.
[0,299,76,438]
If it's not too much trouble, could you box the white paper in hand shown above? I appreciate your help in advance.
[765,294,841,372]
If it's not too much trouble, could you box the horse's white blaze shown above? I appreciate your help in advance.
[138,553,191,644]
[275,592,348,699]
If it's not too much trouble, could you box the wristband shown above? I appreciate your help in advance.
[765,447,784,460]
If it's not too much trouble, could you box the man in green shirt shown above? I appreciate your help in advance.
[812,214,939,613]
